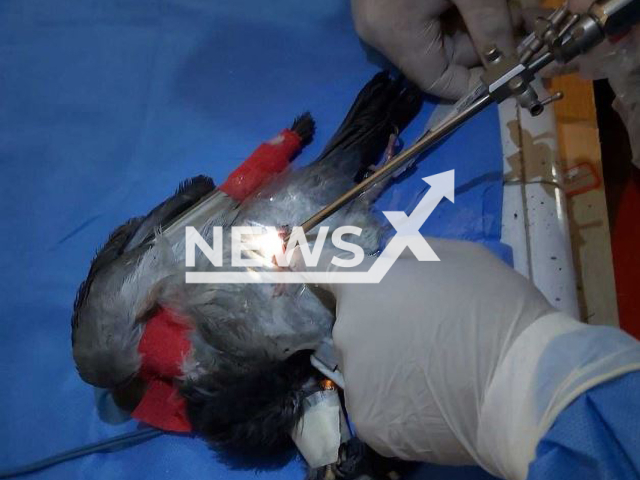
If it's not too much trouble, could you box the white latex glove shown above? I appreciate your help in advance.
[350,0,515,99]
[293,238,640,479]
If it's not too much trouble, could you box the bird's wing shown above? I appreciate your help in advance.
[124,175,216,251]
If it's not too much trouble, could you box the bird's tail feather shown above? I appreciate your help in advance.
[317,72,422,178]
[290,112,316,147]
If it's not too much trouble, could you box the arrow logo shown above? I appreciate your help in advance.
[186,170,455,284]
[382,170,454,262]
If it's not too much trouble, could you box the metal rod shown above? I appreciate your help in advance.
[295,92,494,236]
[540,91,564,107]
[558,13,582,39]
[527,50,555,74]
[519,3,569,64]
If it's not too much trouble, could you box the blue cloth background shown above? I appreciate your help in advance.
[0,1,504,479]
[530,372,640,480]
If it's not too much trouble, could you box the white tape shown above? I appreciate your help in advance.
[290,390,349,468]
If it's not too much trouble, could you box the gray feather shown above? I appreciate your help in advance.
[72,176,217,388]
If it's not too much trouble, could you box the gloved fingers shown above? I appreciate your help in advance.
[350,0,450,53]
[509,2,525,32]
[401,50,474,99]
[446,30,480,67]
[452,0,516,60]
[392,12,475,98]
[519,6,555,32]
[351,0,475,99]
[351,0,451,34]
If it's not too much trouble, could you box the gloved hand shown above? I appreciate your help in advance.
[293,237,640,479]
[524,0,640,167]
[577,25,640,169]
[350,0,515,99]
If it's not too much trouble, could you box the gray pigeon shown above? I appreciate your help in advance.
[71,72,422,479]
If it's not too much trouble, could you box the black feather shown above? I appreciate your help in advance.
[71,175,215,340]
[90,217,145,275]
[124,175,216,250]
[316,72,423,180]
[71,217,144,337]
[176,175,216,197]
[290,112,316,147]
[183,352,319,452]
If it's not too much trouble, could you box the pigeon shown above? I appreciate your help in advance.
[72,72,422,478]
